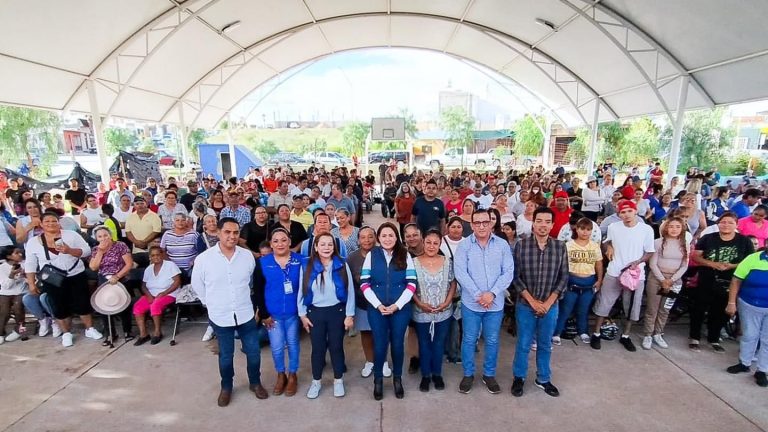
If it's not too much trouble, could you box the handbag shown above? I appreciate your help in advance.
[38,235,79,290]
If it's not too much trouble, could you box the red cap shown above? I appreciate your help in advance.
[554,191,569,199]
[617,200,637,212]
[487,175,495,180]
[621,185,635,200]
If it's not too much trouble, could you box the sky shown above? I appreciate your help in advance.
[231,48,551,126]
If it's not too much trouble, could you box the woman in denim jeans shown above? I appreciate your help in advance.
[252,228,304,397]
[412,230,456,392]
[553,217,604,345]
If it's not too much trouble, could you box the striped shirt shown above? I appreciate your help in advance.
[512,237,569,305]
[360,250,417,310]
[160,230,200,270]
[454,234,515,312]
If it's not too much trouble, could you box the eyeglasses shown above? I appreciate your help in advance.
[472,221,491,227]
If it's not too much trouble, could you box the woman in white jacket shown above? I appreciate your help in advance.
[581,176,604,222]
[0,246,28,344]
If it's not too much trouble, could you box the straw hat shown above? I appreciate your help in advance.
[90,281,131,315]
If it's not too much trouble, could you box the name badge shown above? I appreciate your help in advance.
[284,281,293,294]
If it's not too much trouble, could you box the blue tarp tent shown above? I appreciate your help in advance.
[198,143,263,181]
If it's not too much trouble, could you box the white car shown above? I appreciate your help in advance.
[306,151,352,166]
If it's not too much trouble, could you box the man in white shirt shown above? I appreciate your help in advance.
[191,217,268,406]
[590,200,655,352]
[467,184,493,210]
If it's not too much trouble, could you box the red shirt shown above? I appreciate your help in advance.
[550,207,572,238]
[263,177,278,193]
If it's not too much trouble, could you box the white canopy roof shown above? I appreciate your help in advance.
[1,0,766,129]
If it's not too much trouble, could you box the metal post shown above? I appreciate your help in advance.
[541,114,553,169]
[668,76,690,186]
[226,113,238,179]
[86,79,110,185]
[177,103,190,178]
[586,101,600,174]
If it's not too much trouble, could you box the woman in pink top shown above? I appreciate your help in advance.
[738,205,768,248]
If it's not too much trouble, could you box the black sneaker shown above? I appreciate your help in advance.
[511,377,524,397]
[590,334,601,350]
[711,343,726,353]
[458,376,474,394]
[432,376,445,390]
[619,336,636,352]
[419,377,430,392]
[756,371,768,387]
[482,375,501,394]
[534,379,560,397]
[408,356,420,374]
[726,363,750,374]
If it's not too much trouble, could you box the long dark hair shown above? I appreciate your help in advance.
[377,222,408,270]
[302,232,346,297]
[660,216,688,262]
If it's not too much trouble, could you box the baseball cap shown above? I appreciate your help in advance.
[617,200,637,212]
[586,176,597,183]
[133,196,146,203]
[631,175,641,182]
[554,191,569,199]
[187,179,198,186]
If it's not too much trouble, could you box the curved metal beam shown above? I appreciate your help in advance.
[170,12,618,128]
[578,0,714,107]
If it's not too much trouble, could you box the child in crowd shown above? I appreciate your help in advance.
[258,240,272,257]
[0,246,28,344]
[52,194,65,211]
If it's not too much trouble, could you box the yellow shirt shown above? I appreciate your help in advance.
[290,210,313,231]
[566,240,602,276]
[125,211,162,253]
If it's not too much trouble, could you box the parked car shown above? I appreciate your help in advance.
[305,151,352,166]
[368,150,410,165]
[269,152,307,165]
[155,149,200,169]
[428,147,514,169]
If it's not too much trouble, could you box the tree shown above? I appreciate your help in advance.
[341,121,370,156]
[621,117,660,166]
[299,138,328,157]
[0,106,60,176]
[398,107,419,139]
[187,128,206,155]
[661,107,734,171]
[104,127,137,155]
[512,114,545,157]
[440,106,475,166]
[138,137,156,153]
[256,140,280,159]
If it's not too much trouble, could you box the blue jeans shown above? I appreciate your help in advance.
[211,318,262,391]
[513,302,558,383]
[22,293,54,319]
[554,283,595,336]
[414,319,450,377]
[368,304,412,378]
[461,305,503,377]
[266,314,300,373]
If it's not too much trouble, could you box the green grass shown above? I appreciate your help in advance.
[208,127,346,154]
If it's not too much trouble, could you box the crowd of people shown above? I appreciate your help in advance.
[0,158,767,406]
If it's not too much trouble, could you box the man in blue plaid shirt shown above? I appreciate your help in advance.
[220,191,251,227]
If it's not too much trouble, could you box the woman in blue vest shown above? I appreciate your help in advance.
[297,233,355,399]
[360,222,417,400]
[253,228,304,397]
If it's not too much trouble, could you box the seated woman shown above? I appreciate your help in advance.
[133,246,181,345]
[89,226,135,345]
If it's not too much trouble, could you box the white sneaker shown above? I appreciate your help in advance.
[51,321,62,338]
[333,378,345,397]
[62,332,74,347]
[552,336,561,346]
[0,335,5,345]
[382,361,392,378]
[84,327,103,340]
[531,342,537,351]
[5,331,20,342]
[38,318,51,337]
[307,379,322,399]
[579,333,591,344]
[361,361,374,378]
[652,334,669,349]
[202,326,215,342]
[641,336,652,350]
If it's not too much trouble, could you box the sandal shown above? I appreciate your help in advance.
[134,335,151,346]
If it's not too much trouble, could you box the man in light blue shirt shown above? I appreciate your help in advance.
[454,209,515,395]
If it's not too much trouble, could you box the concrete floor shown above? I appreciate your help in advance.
[1,320,765,432]
[2,211,767,432]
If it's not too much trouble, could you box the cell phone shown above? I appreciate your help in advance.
[54,238,63,247]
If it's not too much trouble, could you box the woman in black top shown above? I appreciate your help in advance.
[270,204,308,251]
[239,205,270,257]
